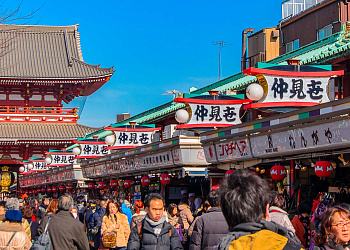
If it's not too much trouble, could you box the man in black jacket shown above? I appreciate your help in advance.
[36,197,49,223]
[189,190,228,250]
[88,199,107,250]
[38,195,89,250]
[127,193,182,250]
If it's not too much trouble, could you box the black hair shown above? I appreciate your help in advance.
[270,194,287,211]
[208,190,220,207]
[0,201,5,208]
[219,170,270,229]
[298,200,312,215]
[144,193,165,208]
[339,203,350,211]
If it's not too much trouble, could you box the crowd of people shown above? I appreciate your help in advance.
[1,170,350,249]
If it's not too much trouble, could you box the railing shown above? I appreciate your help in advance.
[282,0,326,19]
[0,106,79,116]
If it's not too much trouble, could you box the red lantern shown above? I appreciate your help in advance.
[41,187,46,193]
[124,180,132,188]
[270,165,287,181]
[97,181,107,190]
[66,185,73,191]
[225,170,235,177]
[52,186,58,193]
[314,161,333,178]
[160,174,171,185]
[110,180,118,189]
[37,188,41,194]
[88,183,95,190]
[59,185,66,192]
[141,176,151,187]
[47,187,52,193]
[29,190,33,195]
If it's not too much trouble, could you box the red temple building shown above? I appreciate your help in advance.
[0,24,114,191]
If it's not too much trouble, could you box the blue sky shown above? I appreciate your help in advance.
[14,0,283,127]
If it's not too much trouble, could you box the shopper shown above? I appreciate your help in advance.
[269,194,295,233]
[89,199,107,250]
[127,193,182,250]
[291,200,313,248]
[22,206,39,241]
[101,199,130,249]
[217,170,302,250]
[313,206,350,249]
[130,200,147,229]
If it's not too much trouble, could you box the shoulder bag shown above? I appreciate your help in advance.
[30,216,51,250]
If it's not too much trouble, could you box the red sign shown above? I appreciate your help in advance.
[314,161,333,178]
[88,183,95,190]
[110,180,118,189]
[160,174,171,185]
[141,176,151,187]
[225,170,235,177]
[124,180,132,189]
[270,165,287,181]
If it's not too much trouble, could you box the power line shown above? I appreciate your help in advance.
[213,41,229,81]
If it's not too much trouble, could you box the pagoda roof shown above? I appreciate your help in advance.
[0,24,114,82]
[0,122,100,141]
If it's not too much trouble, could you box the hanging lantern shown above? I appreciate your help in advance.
[225,170,235,177]
[110,180,118,189]
[66,185,73,191]
[37,188,41,194]
[59,185,66,192]
[270,165,287,181]
[88,183,95,190]
[41,187,46,193]
[124,180,132,188]
[19,166,25,173]
[47,187,52,193]
[141,176,151,186]
[246,83,264,101]
[0,166,15,193]
[160,174,171,185]
[97,181,107,190]
[314,161,333,178]
[52,186,58,193]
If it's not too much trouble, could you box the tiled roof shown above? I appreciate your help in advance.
[0,24,114,80]
[0,123,100,140]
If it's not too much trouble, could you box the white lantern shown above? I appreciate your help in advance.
[72,147,81,155]
[45,157,52,165]
[19,166,25,172]
[175,109,189,124]
[28,163,34,170]
[246,83,264,101]
[105,135,115,145]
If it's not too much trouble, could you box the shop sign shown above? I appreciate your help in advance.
[108,131,154,147]
[215,138,250,162]
[250,118,350,157]
[203,145,217,163]
[75,144,109,158]
[137,151,174,169]
[172,148,182,164]
[47,154,76,167]
[32,161,46,171]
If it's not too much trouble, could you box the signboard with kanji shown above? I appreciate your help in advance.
[75,144,109,159]
[109,131,154,147]
[46,153,76,167]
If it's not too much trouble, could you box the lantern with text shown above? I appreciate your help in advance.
[97,182,107,190]
[160,174,171,185]
[88,183,95,190]
[66,185,73,192]
[41,187,46,193]
[314,161,333,178]
[59,186,66,193]
[141,176,151,187]
[0,166,15,193]
[52,186,58,193]
[225,170,235,177]
[37,188,41,194]
[33,189,37,195]
[124,180,132,189]
[47,187,52,193]
[270,165,287,181]
[28,190,33,195]
[110,180,118,189]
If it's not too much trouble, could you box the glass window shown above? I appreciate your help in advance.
[317,24,332,40]
[286,39,299,52]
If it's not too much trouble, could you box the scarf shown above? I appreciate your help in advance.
[326,237,350,250]
[297,214,310,247]
[145,214,166,236]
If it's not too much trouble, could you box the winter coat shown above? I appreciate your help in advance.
[291,215,308,248]
[127,218,183,250]
[36,204,48,222]
[85,208,94,229]
[131,210,147,229]
[0,214,31,240]
[178,204,194,230]
[0,221,32,250]
[217,220,303,250]
[38,210,89,250]
[25,217,39,241]
[88,206,106,236]
[101,212,130,247]
[269,206,296,233]
[77,203,87,224]
[189,207,228,250]
[121,203,133,226]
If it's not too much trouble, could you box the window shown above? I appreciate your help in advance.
[286,39,299,53]
[317,24,332,40]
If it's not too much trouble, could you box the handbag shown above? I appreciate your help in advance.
[102,233,117,248]
[176,225,183,242]
[87,214,104,238]
[30,216,52,250]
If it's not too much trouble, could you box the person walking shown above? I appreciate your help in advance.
[101,200,130,250]
[178,201,193,248]
[127,193,182,250]
[38,195,89,250]
[167,203,184,242]
[217,170,303,250]
[291,200,313,248]
[36,197,49,223]
[0,210,32,249]
[269,194,295,233]
[189,190,229,250]
[22,206,39,241]
[89,199,107,250]
[130,200,147,229]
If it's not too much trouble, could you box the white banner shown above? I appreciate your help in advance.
[109,131,154,147]
[47,154,76,166]
[78,144,109,158]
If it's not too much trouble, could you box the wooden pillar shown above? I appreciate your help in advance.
[290,159,295,197]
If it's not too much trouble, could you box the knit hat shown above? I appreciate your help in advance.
[5,210,23,222]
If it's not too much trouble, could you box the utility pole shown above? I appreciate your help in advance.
[213,41,228,81]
